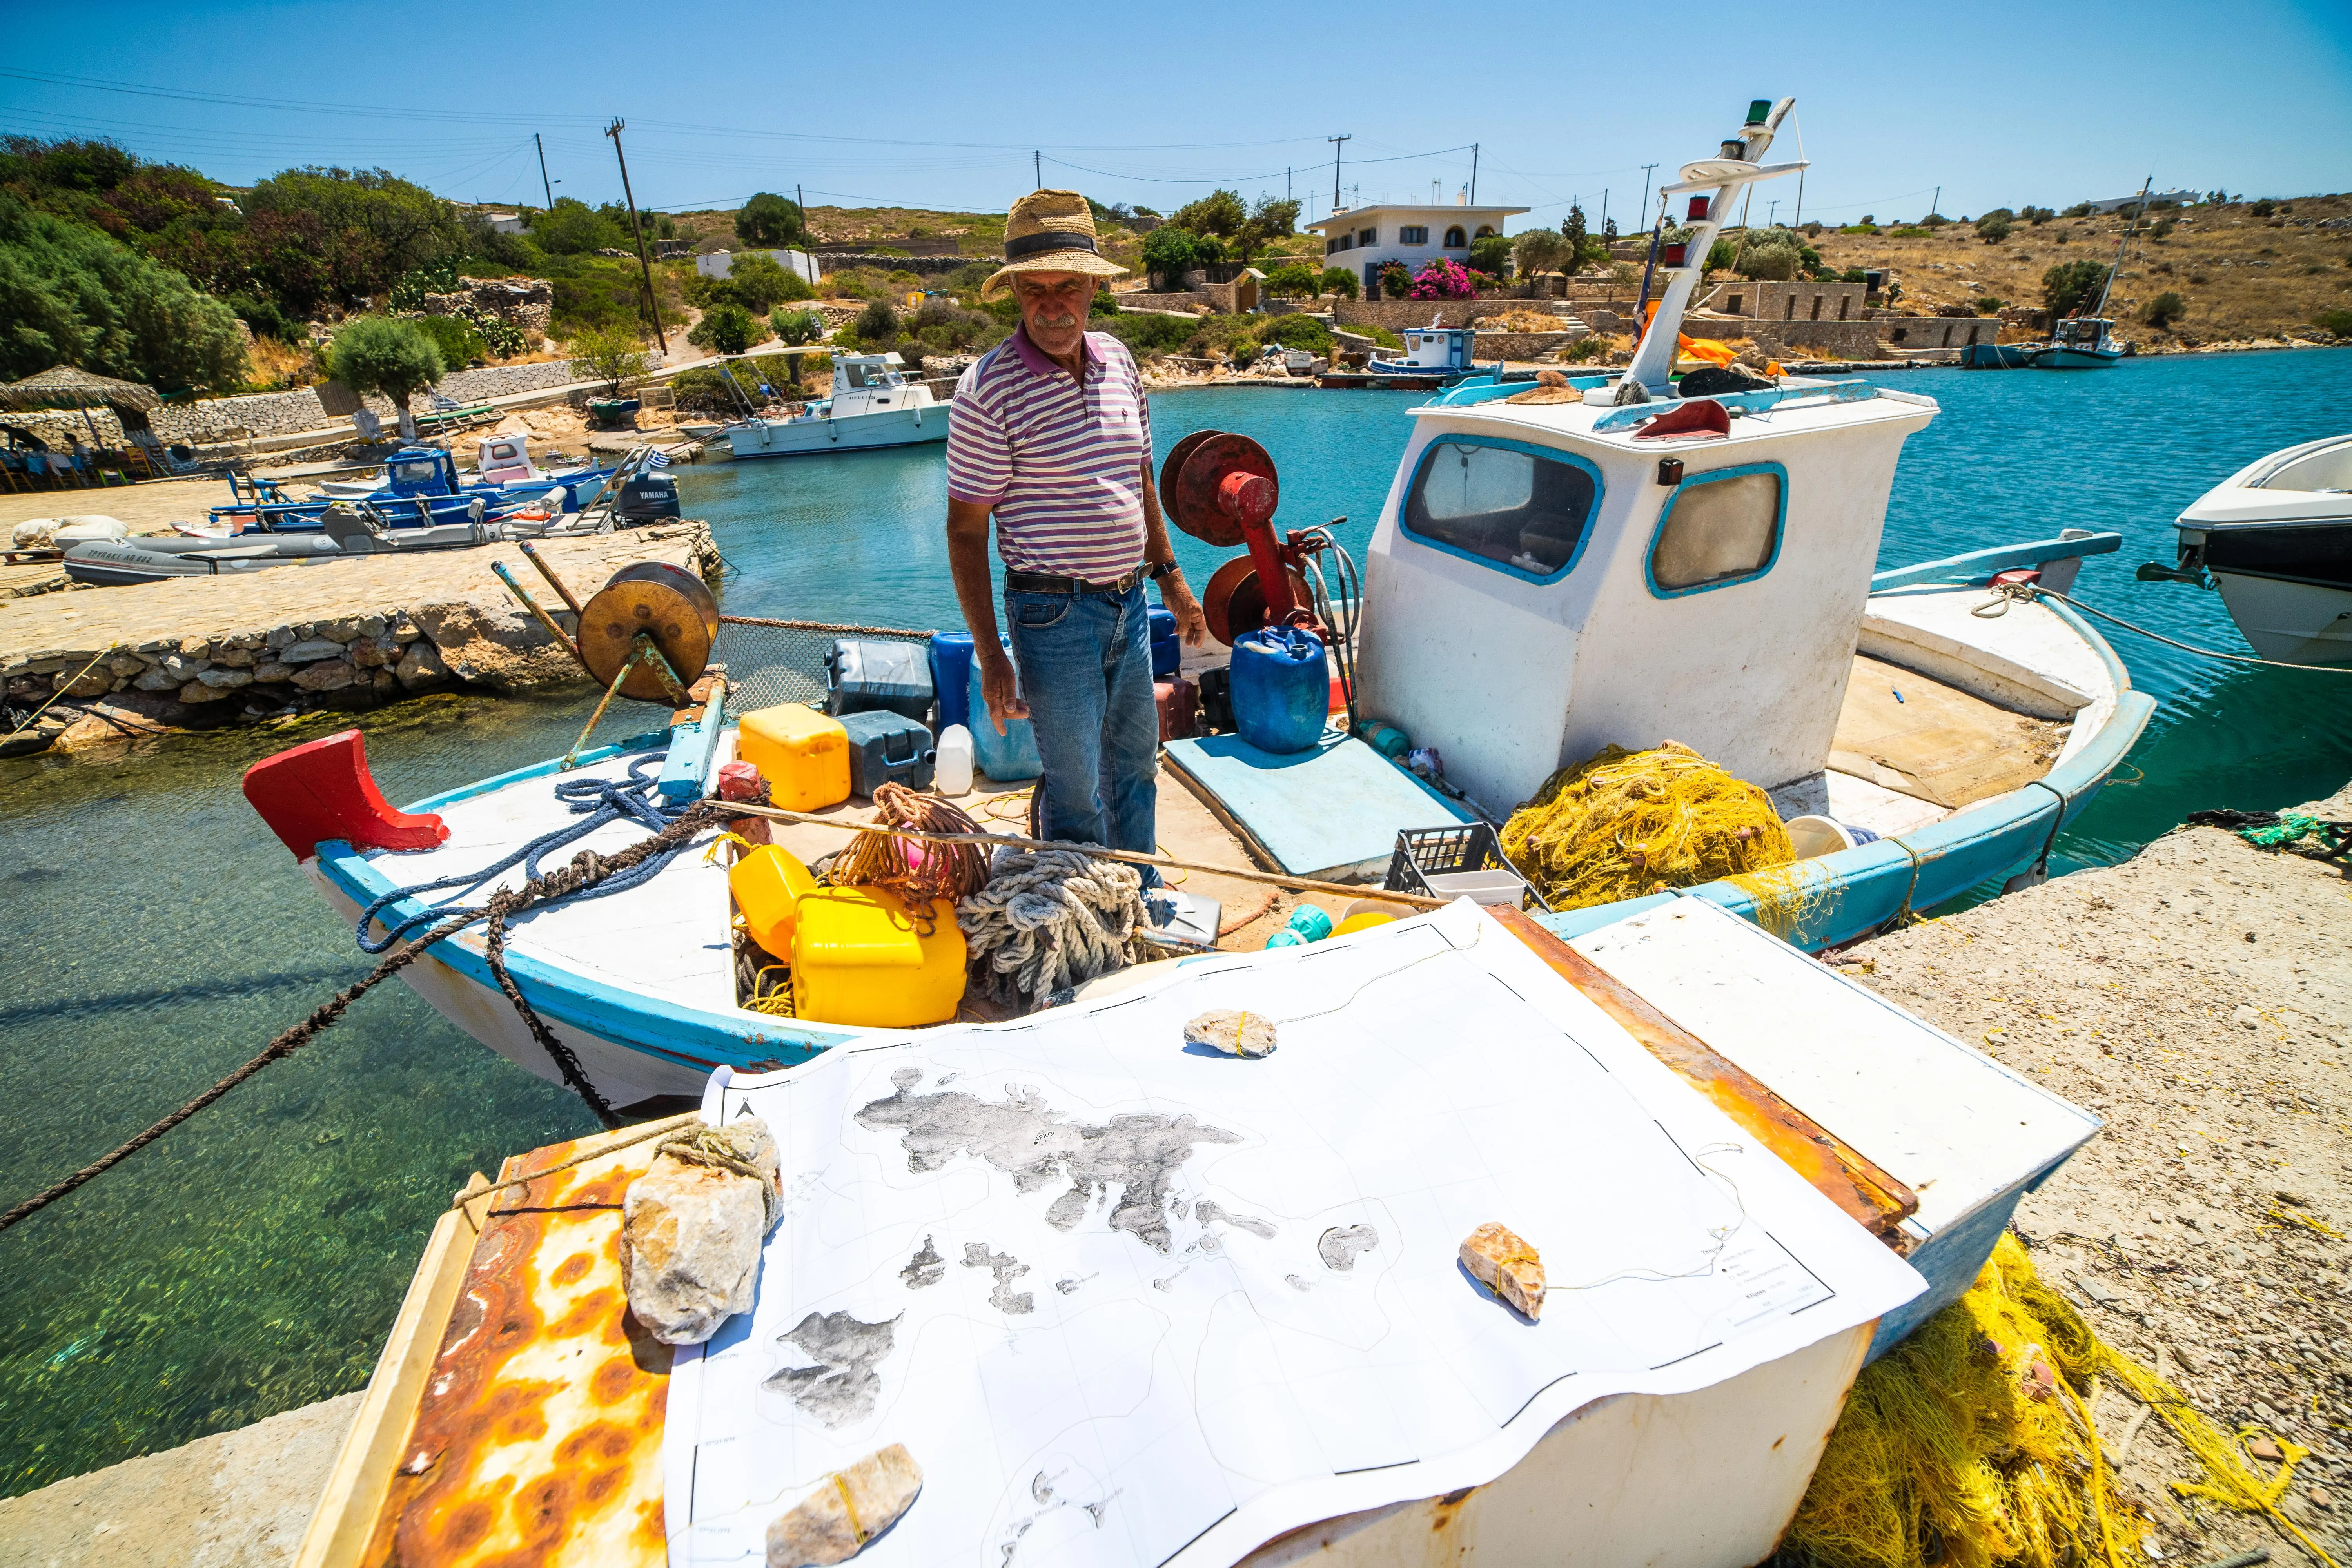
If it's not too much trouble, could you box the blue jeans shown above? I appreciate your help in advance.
[1005,583,1158,873]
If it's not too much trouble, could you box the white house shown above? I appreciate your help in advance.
[485,213,527,234]
[695,249,822,286]
[1304,202,1529,298]
[2081,188,2201,214]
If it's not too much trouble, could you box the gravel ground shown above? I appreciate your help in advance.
[1838,782,2352,1564]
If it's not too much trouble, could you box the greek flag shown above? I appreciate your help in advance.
[647,448,670,469]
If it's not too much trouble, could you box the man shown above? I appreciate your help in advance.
[945,189,1207,862]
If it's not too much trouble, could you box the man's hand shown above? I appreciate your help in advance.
[1160,570,1210,647]
[976,647,1030,735]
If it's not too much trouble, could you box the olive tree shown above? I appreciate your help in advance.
[327,316,443,441]
[570,325,648,396]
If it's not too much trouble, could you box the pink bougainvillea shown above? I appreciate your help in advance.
[1408,259,1477,299]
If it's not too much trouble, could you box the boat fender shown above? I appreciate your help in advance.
[241,729,450,859]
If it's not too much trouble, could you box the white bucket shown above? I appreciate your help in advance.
[1785,814,1859,861]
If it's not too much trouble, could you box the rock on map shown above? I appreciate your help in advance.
[664,900,1922,1568]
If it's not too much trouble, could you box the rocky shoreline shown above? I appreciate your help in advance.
[0,523,720,760]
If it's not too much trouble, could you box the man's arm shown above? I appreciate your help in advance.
[1140,461,1209,646]
[947,497,1027,733]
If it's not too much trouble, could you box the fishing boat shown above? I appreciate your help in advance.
[1965,179,2151,371]
[315,434,602,500]
[2141,431,2352,666]
[1320,323,1485,389]
[1959,341,2036,370]
[720,352,950,457]
[243,98,2150,1111]
[212,446,617,533]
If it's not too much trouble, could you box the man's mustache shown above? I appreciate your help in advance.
[1031,310,1080,328]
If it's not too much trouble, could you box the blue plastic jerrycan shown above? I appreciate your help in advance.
[966,649,1043,781]
[929,632,980,735]
[1229,626,1329,755]
[1148,604,1180,679]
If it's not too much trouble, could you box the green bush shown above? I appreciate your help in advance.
[1261,313,1332,354]
[0,192,249,389]
[327,315,442,432]
[1316,265,1359,299]
[690,303,762,355]
[2151,218,2175,240]
[1513,229,1568,276]
[1975,210,2014,243]
[408,312,486,368]
[772,309,823,346]
[2314,309,2352,337]
[1090,287,1123,317]
[1378,261,1410,300]
[1974,295,2006,315]
[1262,262,1319,297]
[1169,188,1246,239]
[1737,241,1803,281]
[531,197,628,256]
[1096,311,1198,356]
[736,192,805,247]
[569,325,648,395]
[1888,226,1931,239]
[1918,212,1951,229]
[2021,206,2055,225]
[1139,226,1198,290]
[703,252,810,313]
[2142,292,2187,329]
[1561,335,1604,363]
[2062,202,2092,218]
[1469,233,1514,279]
[853,299,900,341]
[2042,258,2109,318]
[2250,199,2276,218]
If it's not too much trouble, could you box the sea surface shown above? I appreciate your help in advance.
[3,350,2348,1495]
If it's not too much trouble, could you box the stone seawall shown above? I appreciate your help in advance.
[1334,298,1583,331]
[815,253,995,276]
[0,523,721,759]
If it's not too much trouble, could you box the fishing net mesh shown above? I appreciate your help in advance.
[1499,742,1818,934]
[708,617,935,715]
[1782,1232,2334,1568]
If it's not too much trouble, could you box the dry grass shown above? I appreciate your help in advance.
[1804,196,2352,349]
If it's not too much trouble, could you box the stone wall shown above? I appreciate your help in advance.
[1114,292,1211,313]
[1718,281,1869,326]
[814,253,994,276]
[0,524,722,757]
[1336,298,1581,330]
[1876,315,2000,351]
[420,276,554,338]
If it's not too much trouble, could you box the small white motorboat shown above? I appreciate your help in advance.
[2149,431,2352,665]
[721,351,950,457]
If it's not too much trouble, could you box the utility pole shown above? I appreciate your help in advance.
[604,118,667,354]
[1599,187,1608,235]
[1329,134,1350,213]
[1286,167,1291,201]
[1637,163,1659,231]
[1931,185,1941,221]
[1767,199,1778,227]
[534,132,553,210]
[1034,150,1041,189]
[1470,142,1478,205]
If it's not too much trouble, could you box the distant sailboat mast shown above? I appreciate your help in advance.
[2092,175,2155,319]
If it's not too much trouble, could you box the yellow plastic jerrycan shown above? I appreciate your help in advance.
[792,884,967,1028]
[728,844,818,958]
[736,703,851,811]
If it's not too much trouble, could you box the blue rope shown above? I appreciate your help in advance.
[354,755,701,954]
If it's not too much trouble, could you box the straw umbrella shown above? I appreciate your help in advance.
[0,366,162,449]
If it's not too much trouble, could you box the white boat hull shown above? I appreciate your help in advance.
[2212,570,2352,665]
[725,404,949,457]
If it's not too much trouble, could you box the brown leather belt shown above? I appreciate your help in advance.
[1005,566,1145,596]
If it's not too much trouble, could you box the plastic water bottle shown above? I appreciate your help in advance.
[935,724,975,796]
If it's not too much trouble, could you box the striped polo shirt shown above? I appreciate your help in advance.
[946,326,1152,582]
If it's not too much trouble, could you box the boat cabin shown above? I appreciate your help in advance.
[379,446,462,499]
[821,352,932,419]
[472,433,543,486]
[1354,379,1936,814]
[2051,317,2115,355]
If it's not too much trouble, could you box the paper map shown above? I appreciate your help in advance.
[665,899,1922,1568]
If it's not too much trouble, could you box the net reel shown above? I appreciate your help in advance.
[576,561,719,701]
[1159,430,1328,647]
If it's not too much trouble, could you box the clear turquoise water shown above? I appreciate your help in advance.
[2,353,2348,1495]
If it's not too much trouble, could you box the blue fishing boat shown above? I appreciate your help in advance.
[211,445,618,533]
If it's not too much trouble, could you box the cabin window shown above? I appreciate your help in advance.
[1443,226,1468,249]
[1399,225,1429,245]
[1401,439,1600,582]
[1649,467,1784,594]
[393,460,439,486]
[1358,227,1377,247]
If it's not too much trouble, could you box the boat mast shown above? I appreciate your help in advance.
[1623,98,1803,396]
[2092,175,2153,319]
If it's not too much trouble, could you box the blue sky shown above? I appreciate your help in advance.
[4,0,2347,232]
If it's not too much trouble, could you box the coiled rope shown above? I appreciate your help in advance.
[0,797,726,1235]
[958,845,1149,1004]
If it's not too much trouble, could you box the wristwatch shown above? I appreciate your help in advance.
[1147,560,1181,583]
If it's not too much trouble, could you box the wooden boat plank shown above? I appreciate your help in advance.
[1831,654,2065,809]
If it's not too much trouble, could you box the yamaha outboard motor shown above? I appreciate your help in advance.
[613,467,681,522]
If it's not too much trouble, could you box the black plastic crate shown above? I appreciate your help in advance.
[1383,822,1535,909]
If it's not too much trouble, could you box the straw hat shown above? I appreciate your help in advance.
[981,189,1129,301]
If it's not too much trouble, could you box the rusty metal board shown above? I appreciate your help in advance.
[358,1133,672,1567]
[1487,904,1920,1250]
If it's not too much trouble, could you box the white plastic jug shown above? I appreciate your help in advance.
[934,723,975,796]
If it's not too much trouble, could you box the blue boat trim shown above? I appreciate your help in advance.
[1868,532,2122,592]
[1588,378,1878,434]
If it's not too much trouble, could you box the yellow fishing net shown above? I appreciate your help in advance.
[1784,1232,2334,1568]
[1501,742,1802,921]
